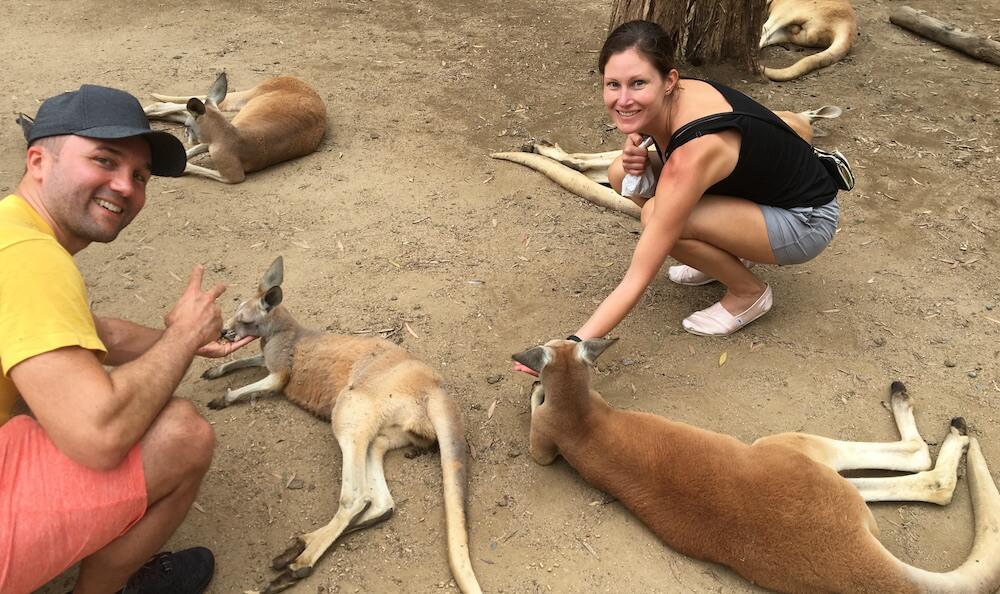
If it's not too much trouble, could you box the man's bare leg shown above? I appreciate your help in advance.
[73,399,215,593]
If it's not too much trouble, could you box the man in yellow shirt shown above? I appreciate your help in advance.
[0,85,253,594]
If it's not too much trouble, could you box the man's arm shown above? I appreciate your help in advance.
[93,316,162,366]
[9,266,225,470]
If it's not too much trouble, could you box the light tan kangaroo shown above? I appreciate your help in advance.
[202,257,482,594]
[512,338,1000,594]
[143,73,326,183]
[760,0,859,81]
[491,106,842,219]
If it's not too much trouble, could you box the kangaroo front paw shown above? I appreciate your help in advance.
[202,366,225,380]
[207,396,229,410]
[272,538,307,570]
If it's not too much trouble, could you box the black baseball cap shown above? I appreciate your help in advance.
[26,84,186,177]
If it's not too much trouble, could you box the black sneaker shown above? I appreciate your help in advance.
[120,547,215,594]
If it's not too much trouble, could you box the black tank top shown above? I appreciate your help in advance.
[655,80,838,209]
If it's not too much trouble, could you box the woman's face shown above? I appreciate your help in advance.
[602,47,672,136]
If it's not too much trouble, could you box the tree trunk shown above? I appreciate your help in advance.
[608,0,767,73]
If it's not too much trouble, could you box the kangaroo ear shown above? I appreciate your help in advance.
[512,346,551,374]
[576,338,618,366]
[16,113,34,142]
[260,256,284,292]
[207,72,228,106]
[186,97,206,116]
[261,286,283,311]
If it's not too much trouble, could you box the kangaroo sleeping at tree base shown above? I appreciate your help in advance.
[203,256,482,594]
[760,0,859,81]
[513,338,1000,594]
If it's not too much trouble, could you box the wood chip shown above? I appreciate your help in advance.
[168,270,182,282]
[404,322,419,338]
[719,352,727,367]
[291,240,311,249]
[578,538,599,559]
[487,399,498,420]
[821,309,841,313]
[192,502,206,513]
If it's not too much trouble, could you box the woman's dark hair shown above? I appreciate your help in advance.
[598,20,677,76]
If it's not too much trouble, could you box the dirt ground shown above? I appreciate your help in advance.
[3,0,999,592]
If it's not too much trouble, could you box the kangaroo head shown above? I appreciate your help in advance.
[223,256,284,341]
[512,338,617,403]
[184,72,229,144]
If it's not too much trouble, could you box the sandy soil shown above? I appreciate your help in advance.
[2,0,998,592]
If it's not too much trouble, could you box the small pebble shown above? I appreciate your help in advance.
[944,359,956,368]
[486,374,503,385]
[968,370,978,378]
[873,336,886,347]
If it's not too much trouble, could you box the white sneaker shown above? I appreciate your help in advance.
[667,259,754,287]
[682,285,773,336]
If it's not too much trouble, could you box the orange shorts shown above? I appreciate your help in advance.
[0,416,147,594]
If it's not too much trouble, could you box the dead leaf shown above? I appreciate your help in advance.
[487,399,498,420]
[719,352,728,367]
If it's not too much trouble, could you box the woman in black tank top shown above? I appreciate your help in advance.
[569,21,840,341]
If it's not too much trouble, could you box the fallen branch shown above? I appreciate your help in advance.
[889,6,1000,66]
[490,151,641,219]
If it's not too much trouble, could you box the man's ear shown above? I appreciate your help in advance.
[512,346,551,374]
[24,144,47,181]
[575,338,618,366]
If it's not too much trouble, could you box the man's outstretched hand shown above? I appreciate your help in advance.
[197,335,256,358]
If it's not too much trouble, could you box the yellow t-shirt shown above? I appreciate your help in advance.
[0,195,106,426]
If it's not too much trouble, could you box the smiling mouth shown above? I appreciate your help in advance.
[617,109,639,117]
[94,198,123,214]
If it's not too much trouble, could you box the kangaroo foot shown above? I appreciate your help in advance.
[262,567,311,594]
[271,538,307,570]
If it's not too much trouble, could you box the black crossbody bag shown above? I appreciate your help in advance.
[666,110,856,192]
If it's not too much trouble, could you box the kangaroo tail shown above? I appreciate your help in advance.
[428,390,483,594]
[150,92,206,103]
[900,437,1000,593]
[491,151,641,219]
[764,23,855,81]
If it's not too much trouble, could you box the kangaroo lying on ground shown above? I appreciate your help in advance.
[512,338,1000,593]
[491,106,842,219]
[143,73,326,183]
[760,0,859,81]
[203,257,482,594]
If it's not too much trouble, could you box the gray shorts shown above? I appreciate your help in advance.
[759,198,839,265]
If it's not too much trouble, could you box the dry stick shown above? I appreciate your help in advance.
[889,6,1000,66]
[490,151,642,220]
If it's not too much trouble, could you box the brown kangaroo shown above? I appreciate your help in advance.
[203,257,482,594]
[760,0,859,81]
[513,337,1000,594]
[143,73,326,183]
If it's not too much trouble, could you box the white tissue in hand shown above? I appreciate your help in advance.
[621,164,657,198]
